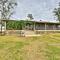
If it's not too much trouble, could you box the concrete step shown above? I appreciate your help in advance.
[24,30,35,35]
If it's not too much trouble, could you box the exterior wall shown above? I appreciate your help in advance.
[46,24,54,30]
[35,23,45,30]
[34,23,60,30]
[56,25,60,30]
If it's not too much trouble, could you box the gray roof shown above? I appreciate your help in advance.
[2,19,60,24]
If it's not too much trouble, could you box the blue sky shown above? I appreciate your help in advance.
[12,0,60,22]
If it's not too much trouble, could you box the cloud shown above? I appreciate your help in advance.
[12,0,60,21]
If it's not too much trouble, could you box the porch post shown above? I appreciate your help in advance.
[53,24,55,32]
[5,21,6,31]
[45,23,47,33]
[34,22,35,31]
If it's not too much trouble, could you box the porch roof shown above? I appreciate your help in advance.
[2,19,60,25]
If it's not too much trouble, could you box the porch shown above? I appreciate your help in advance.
[1,20,60,36]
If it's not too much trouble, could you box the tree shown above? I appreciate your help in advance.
[27,14,34,20]
[6,20,25,30]
[53,2,60,22]
[0,0,17,35]
[0,0,17,19]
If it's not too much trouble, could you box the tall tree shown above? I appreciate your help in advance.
[27,14,34,20]
[53,2,60,22]
[0,0,17,35]
[0,0,17,19]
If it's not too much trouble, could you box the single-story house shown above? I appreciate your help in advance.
[0,20,60,35]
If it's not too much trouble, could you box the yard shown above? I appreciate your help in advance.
[0,33,60,60]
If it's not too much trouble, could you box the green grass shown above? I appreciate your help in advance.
[0,33,60,60]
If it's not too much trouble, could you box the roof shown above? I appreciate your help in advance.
[2,19,60,24]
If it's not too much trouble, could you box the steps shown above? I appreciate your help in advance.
[23,30,41,37]
[24,30,35,35]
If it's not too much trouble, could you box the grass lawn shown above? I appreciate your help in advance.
[0,33,60,60]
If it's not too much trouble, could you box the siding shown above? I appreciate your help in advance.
[35,23,45,30]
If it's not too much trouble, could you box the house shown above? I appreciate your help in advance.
[1,20,60,35]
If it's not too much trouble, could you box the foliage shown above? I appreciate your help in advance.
[27,14,34,20]
[6,20,34,30]
[53,2,60,22]
[6,20,25,30]
[0,0,17,19]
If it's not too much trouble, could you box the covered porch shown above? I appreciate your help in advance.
[24,21,60,30]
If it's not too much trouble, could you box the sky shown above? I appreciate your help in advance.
[12,0,60,22]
